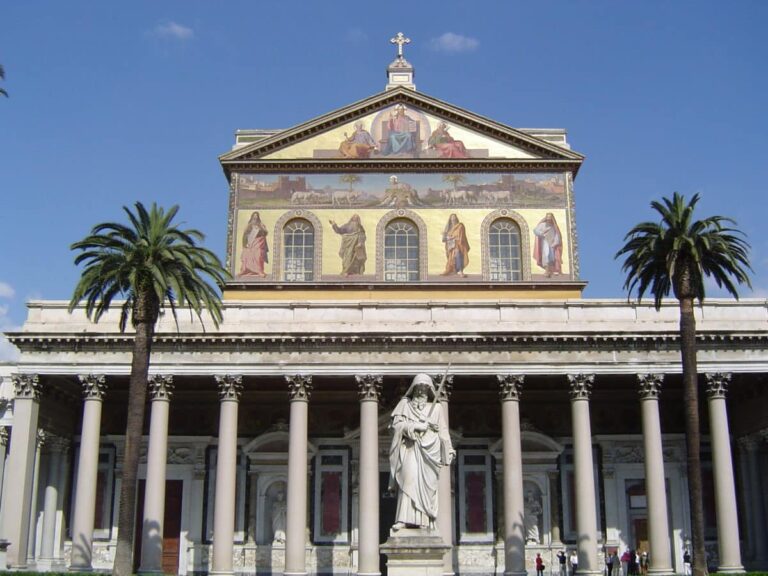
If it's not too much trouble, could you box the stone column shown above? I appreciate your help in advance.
[568,374,600,576]
[285,375,312,576]
[139,375,174,575]
[548,470,562,544]
[637,374,673,576]
[211,374,243,576]
[739,436,767,565]
[2,374,41,568]
[0,426,8,513]
[356,374,382,576]
[54,439,71,566]
[26,429,45,566]
[704,373,744,573]
[70,374,107,571]
[498,375,526,576]
[38,435,68,571]
[437,375,454,576]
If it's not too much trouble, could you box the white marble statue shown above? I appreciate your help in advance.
[524,489,543,544]
[271,490,287,544]
[388,373,455,531]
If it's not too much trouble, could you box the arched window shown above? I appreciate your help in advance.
[283,219,314,281]
[488,218,522,281]
[383,219,419,282]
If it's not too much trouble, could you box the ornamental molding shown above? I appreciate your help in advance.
[43,433,71,454]
[148,374,174,401]
[568,373,594,400]
[356,374,383,401]
[79,374,107,400]
[637,373,664,400]
[13,374,41,400]
[498,374,524,401]
[705,372,731,399]
[215,374,243,401]
[286,374,313,401]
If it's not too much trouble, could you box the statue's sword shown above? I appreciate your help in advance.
[428,363,451,418]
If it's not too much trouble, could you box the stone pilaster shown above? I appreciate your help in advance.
[437,375,454,576]
[637,374,673,576]
[26,429,46,566]
[356,374,382,576]
[139,375,174,575]
[737,435,767,565]
[704,373,744,573]
[285,375,312,576]
[568,374,600,576]
[211,375,242,576]
[498,374,525,576]
[38,435,69,571]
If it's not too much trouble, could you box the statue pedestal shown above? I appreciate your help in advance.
[380,527,450,576]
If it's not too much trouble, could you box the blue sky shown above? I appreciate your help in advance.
[1,1,767,358]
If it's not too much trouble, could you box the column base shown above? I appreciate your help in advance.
[68,565,93,572]
[380,527,450,576]
[284,572,308,576]
[137,570,165,576]
[575,571,603,576]
[647,567,675,576]
[357,572,382,576]
[716,565,745,574]
[504,571,527,576]
[209,572,236,576]
[36,557,67,572]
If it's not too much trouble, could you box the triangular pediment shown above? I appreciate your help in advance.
[220,87,583,170]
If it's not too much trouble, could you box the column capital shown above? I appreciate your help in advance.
[36,428,47,448]
[79,374,107,400]
[286,374,313,401]
[737,434,760,452]
[12,373,41,400]
[430,373,454,401]
[43,433,71,454]
[637,373,664,400]
[705,372,731,399]
[497,374,524,401]
[356,374,382,401]
[215,374,243,401]
[148,374,174,401]
[568,373,594,400]
[0,426,8,446]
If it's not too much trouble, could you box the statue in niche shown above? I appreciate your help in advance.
[524,489,543,544]
[271,489,287,544]
[388,373,455,531]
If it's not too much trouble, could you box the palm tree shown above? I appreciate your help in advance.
[340,173,361,192]
[1,64,8,97]
[615,192,751,576]
[69,202,228,576]
[442,173,465,192]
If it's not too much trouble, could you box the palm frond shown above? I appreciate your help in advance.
[70,201,229,331]
[615,192,752,309]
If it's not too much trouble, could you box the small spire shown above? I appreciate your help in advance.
[386,32,415,91]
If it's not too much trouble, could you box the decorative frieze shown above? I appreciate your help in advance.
[148,374,174,401]
[497,374,524,401]
[43,433,71,454]
[705,372,731,399]
[79,374,106,400]
[286,375,312,401]
[216,374,243,401]
[567,373,594,400]
[355,374,382,401]
[637,373,664,400]
[13,373,41,400]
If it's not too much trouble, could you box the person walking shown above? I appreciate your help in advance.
[570,550,579,576]
[536,553,545,576]
[557,550,567,576]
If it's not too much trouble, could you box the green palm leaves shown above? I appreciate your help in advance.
[69,202,228,330]
[616,192,751,308]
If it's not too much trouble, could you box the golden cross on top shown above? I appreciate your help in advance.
[390,32,411,59]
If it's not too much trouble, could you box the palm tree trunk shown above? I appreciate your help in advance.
[113,314,155,576]
[679,296,708,576]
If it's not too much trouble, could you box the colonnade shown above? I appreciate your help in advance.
[0,371,751,575]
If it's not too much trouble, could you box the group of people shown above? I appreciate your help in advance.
[604,548,649,576]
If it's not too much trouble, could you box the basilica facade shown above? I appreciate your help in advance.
[1,41,768,576]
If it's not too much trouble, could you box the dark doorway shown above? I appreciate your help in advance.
[133,479,184,574]
[379,471,397,576]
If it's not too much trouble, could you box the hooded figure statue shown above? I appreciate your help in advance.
[388,373,455,531]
